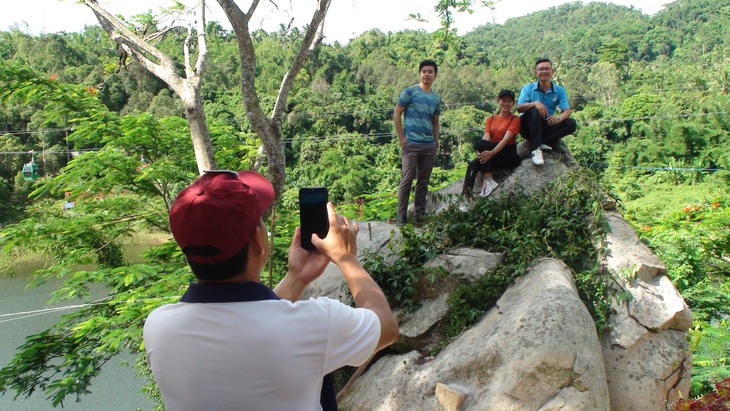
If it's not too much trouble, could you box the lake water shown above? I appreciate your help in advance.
[0,245,156,410]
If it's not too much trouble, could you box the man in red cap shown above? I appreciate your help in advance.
[143,170,399,411]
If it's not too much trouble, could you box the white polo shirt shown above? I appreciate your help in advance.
[143,282,380,411]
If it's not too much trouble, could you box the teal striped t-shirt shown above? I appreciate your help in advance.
[397,84,441,143]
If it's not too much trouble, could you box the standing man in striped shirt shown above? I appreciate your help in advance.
[393,59,441,225]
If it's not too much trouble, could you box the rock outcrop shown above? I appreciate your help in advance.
[340,259,611,410]
[304,142,692,410]
[601,212,693,410]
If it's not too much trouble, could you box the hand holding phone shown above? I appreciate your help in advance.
[299,187,329,251]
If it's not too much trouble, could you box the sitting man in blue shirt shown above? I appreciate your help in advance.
[516,58,577,165]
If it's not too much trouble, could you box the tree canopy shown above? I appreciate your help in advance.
[1,0,729,406]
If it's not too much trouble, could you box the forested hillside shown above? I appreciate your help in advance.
[0,0,728,405]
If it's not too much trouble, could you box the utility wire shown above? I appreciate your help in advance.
[0,148,99,156]
[0,296,179,325]
[1,96,728,138]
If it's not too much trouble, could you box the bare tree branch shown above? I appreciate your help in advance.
[81,0,215,174]
[272,0,330,122]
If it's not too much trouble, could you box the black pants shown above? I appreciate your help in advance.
[463,141,520,192]
[320,373,337,411]
[520,107,577,150]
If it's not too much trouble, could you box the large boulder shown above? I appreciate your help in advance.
[302,221,400,303]
[303,144,691,410]
[424,247,504,283]
[426,140,577,214]
[600,212,693,410]
[341,259,610,410]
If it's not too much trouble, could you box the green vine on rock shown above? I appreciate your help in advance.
[363,169,616,350]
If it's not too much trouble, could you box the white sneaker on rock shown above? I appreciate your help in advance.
[480,178,499,197]
[540,144,553,151]
[531,148,544,165]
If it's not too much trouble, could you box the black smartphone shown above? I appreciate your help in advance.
[299,187,329,251]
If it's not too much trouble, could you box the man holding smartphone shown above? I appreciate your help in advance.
[394,59,441,225]
[143,170,399,411]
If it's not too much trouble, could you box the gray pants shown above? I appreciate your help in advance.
[397,140,437,223]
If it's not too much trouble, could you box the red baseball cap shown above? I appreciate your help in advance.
[169,170,274,264]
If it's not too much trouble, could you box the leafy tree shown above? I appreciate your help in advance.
[216,0,332,202]
[588,61,621,106]
[619,93,661,119]
[81,0,216,174]
[4,0,730,402]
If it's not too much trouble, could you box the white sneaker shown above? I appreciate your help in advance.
[479,178,499,197]
[540,144,553,151]
[531,148,544,165]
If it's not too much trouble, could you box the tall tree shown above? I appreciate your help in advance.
[81,0,216,174]
[216,0,331,202]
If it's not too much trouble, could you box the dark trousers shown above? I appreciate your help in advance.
[520,107,577,150]
[320,373,337,411]
[398,140,437,222]
[463,141,520,192]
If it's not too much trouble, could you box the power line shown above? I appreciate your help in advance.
[2,90,728,137]
[0,148,99,156]
[281,111,730,143]
[0,127,74,136]
[587,164,725,172]
[0,296,179,325]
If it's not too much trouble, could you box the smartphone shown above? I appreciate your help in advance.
[299,187,329,251]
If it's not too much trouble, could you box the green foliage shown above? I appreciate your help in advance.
[3,0,730,404]
[443,268,510,340]
[363,224,446,312]
[631,196,729,292]
[619,93,661,119]
[433,171,605,271]
[688,321,730,397]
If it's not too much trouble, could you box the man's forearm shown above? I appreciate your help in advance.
[338,258,399,350]
[432,119,440,144]
[273,272,308,302]
[559,108,573,121]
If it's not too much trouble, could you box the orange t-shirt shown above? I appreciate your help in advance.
[484,113,520,144]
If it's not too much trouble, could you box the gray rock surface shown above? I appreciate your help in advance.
[601,212,692,410]
[604,212,667,282]
[302,221,400,303]
[396,294,449,351]
[424,247,503,283]
[302,146,691,411]
[426,140,577,214]
[341,259,610,410]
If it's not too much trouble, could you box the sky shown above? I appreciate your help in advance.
[3,0,670,45]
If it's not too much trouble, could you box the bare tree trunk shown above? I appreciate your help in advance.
[216,0,331,202]
[81,0,216,175]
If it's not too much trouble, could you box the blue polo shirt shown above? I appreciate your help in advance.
[518,81,570,116]
[397,84,441,143]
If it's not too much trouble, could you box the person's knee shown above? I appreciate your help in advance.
[563,118,577,134]
[525,106,540,116]
[475,139,490,152]
[520,108,541,135]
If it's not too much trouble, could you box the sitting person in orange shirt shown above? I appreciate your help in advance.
[462,89,522,198]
